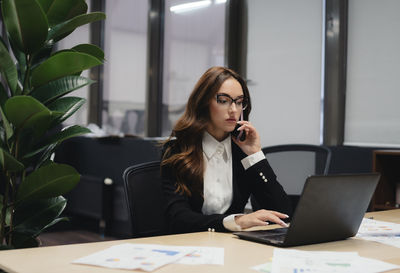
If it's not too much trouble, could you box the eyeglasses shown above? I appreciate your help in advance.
[216,93,248,110]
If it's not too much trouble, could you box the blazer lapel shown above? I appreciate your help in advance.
[227,142,249,213]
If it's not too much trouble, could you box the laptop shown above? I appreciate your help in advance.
[234,173,380,247]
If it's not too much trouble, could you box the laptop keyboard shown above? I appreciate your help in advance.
[248,228,288,242]
[251,227,288,235]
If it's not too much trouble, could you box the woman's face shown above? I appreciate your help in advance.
[207,78,244,141]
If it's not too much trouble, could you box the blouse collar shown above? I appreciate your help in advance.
[202,131,232,161]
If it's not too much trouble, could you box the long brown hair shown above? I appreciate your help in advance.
[161,66,252,196]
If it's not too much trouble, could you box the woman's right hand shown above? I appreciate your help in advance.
[234,209,289,229]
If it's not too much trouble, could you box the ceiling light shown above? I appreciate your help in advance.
[170,0,212,14]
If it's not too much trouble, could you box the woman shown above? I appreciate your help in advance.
[161,66,292,234]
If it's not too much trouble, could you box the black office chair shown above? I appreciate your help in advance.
[123,161,168,238]
[251,144,332,212]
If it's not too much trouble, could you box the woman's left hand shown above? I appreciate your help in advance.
[231,121,262,155]
[234,209,289,229]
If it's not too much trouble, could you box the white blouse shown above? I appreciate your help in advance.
[201,131,265,231]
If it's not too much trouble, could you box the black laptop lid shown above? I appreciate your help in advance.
[283,173,380,246]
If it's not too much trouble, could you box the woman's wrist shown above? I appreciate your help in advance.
[241,151,266,170]
[234,215,244,228]
[223,214,244,231]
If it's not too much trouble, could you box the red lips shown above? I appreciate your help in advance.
[226,118,236,122]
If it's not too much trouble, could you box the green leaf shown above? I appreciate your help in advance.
[0,129,4,148]
[4,96,48,128]
[26,110,53,140]
[30,44,53,69]
[36,0,54,13]
[30,76,94,104]
[48,96,85,112]
[0,148,24,172]
[10,215,67,248]
[0,105,13,141]
[0,83,8,108]
[21,143,54,165]
[72,44,105,61]
[0,37,18,95]
[16,163,80,203]
[48,12,106,42]
[14,196,66,236]
[47,125,90,145]
[0,84,13,141]
[41,0,88,26]
[40,216,68,232]
[10,232,39,248]
[50,49,74,56]
[4,96,52,138]
[1,0,48,54]
[34,145,57,170]
[31,52,102,88]
[0,194,11,226]
[24,125,89,160]
[8,40,26,92]
[48,97,86,123]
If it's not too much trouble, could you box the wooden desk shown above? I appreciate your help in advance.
[1,210,400,273]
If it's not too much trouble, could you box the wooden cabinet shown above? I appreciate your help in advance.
[371,150,400,211]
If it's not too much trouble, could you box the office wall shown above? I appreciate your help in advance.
[345,0,400,147]
[247,0,323,147]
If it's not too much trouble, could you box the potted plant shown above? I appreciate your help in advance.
[0,0,105,249]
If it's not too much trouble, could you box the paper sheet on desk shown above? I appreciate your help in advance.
[356,218,400,248]
[357,218,400,236]
[251,249,400,273]
[357,235,400,248]
[72,244,224,271]
[175,246,224,265]
[72,243,194,271]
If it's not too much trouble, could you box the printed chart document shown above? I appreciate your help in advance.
[72,243,224,271]
[357,218,400,236]
[251,261,272,273]
[251,249,400,273]
[176,246,224,265]
[72,243,194,271]
[357,218,400,248]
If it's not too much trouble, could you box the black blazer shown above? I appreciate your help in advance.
[161,141,292,234]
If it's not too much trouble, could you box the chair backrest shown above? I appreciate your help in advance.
[123,161,167,238]
[55,136,162,237]
[252,144,331,211]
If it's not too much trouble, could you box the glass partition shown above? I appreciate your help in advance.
[161,0,226,136]
[102,0,148,136]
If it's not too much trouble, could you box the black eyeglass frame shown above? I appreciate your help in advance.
[215,93,248,110]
